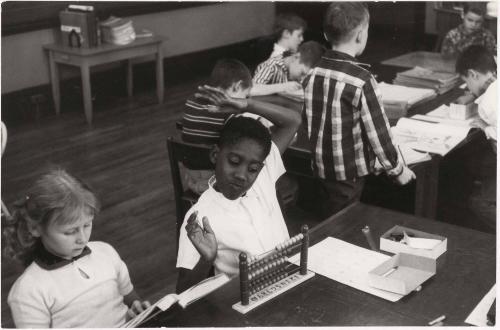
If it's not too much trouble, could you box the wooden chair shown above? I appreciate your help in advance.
[166,136,214,248]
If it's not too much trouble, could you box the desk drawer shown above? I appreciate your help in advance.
[53,52,79,65]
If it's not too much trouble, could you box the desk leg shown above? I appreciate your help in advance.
[48,52,61,115]
[80,64,93,125]
[414,157,440,219]
[156,45,164,104]
[127,60,133,97]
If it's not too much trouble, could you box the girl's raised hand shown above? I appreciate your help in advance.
[194,85,248,113]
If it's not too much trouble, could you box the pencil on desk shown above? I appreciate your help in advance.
[397,145,407,166]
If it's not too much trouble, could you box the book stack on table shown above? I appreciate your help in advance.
[393,66,461,94]
[100,16,136,45]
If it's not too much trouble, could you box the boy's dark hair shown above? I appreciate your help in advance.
[463,3,485,17]
[218,116,272,157]
[297,41,326,68]
[274,13,307,40]
[323,2,369,45]
[455,45,496,75]
[209,59,252,90]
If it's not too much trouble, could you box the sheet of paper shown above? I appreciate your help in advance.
[378,82,436,106]
[403,232,441,250]
[392,117,471,156]
[290,237,403,302]
[465,284,496,326]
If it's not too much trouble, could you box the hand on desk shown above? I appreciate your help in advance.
[195,85,247,113]
[454,92,476,105]
[281,81,302,93]
[126,300,152,320]
[186,211,217,263]
[394,166,416,185]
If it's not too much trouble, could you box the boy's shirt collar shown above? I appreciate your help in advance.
[323,49,371,68]
[33,240,92,270]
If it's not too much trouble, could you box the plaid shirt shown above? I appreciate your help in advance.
[303,50,402,181]
[253,55,289,84]
[441,24,497,57]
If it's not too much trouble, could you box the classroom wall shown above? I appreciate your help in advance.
[1,2,275,94]
[425,2,438,34]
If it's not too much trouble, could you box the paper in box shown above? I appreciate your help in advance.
[368,253,436,295]
[380,225,447,259]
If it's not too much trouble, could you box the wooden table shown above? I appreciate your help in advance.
[143,203,496,327]
[380,51,457,73]
[43,36,165,124]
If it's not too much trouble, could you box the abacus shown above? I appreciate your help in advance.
[232,225,315,314]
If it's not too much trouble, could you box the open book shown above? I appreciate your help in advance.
[392,115,473,156]
[122,273,230,328]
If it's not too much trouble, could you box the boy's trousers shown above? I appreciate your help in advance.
[318,176,366,218]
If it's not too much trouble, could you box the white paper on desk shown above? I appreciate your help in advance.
[403,232,441,250]
[465,284,496,326]
[424,106,479,128]
[289,237,404,302]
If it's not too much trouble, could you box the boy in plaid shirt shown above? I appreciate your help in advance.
[303,2,415,217]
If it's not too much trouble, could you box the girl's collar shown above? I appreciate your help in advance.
[33,240,92,270]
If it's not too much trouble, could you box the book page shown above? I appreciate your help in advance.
[121,293,178,328]
[177,273,230,308]
[392,117,471,156]
[289,237,403,302]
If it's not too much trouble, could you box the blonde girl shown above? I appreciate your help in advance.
[3,169,150,328]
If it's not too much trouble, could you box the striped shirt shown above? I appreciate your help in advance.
[253,55,289,84]
[181,98,232,145]
[303,50,402,181]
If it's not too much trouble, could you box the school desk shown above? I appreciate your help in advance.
[43,36,165,125]
[380,51,456,73]
[142,202,495,327]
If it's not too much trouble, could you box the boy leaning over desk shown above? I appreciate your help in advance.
[302,2,415,218]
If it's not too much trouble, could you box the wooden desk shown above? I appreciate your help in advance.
[43,36,165,124]
[144,203,495,327]
[380,51,456,73]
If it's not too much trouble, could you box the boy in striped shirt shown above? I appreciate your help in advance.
[303,2,415,217]
[251,41,325,96]
[181,59,253,194]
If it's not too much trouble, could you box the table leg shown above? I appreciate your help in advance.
[156,45,164,104]
[127,59,133,97]
[80,64,93,125]
[414,157,440,219]
[48,51,61,115]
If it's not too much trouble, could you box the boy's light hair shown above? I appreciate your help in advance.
[323,2,369,45]
[455,45,497,76]
[274,13,307,41]
[297,41,326,68]
[209,59,252,90]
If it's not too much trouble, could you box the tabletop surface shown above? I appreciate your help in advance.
[380,51,456,74]
[42,35,165,56]
[144,202,495,327]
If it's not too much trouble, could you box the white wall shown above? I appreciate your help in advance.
[1,2,275,94]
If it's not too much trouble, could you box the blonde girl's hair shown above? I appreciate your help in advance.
[2,169,99,265]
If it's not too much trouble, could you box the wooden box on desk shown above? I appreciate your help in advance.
[449,103,478,120]
[368,253,436,295]
[380,225,447,259]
